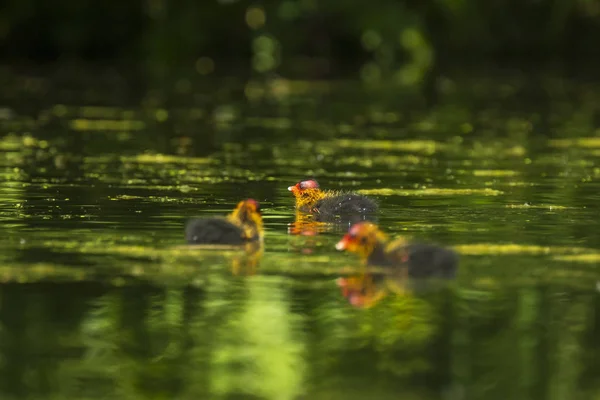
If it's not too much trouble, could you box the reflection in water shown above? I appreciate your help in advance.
[337,273,394,308]
[286,211,376,261]
[209,276,305,400]
[287,211,338,255]
[336,266,457,309]
[230,241,264,276]
[0,273,599,398]
[287,212,327,237]
[288,211,375,236]
[179,241,264,276]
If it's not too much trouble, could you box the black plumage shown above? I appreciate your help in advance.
[314,194,378,215]
[401,243,458,279]
[185,218,246,245]
[313,194,378,222]
[365,242,458,278]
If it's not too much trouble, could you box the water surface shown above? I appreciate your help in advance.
[1,68,600,399]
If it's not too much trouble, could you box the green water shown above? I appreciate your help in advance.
[1,68,600,399]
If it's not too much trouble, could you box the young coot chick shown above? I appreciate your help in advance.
[287,179,378,222]
[335,222,458,278]
[185,199,263,245]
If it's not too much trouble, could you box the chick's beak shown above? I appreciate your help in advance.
[287,186,294,191]
[335,236,349,251]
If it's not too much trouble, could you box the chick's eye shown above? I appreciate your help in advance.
[360,236,368,244]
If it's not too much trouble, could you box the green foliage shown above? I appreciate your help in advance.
[2,0,600,79]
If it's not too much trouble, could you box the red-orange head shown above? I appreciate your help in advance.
[287,179,320,197]
[335,222,388,259]
[229,198,263,240]
[287,179,325,209]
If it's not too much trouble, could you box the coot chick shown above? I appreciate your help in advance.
[287,179,378,222]
[185,199,263,245]
[335,222,458,279]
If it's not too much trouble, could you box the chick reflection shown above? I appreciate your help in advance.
[287,217,371,255]
[287,211,327,237]
[182,241,264,276]
[230,241,263,276]
[336,273,399,308]
[337,266,458,308]
[286,211,328,255]
[288,210,376,237]
[335,222,458,308]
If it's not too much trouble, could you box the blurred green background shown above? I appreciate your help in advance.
[2,2,600,400]
[3,0,600,80]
